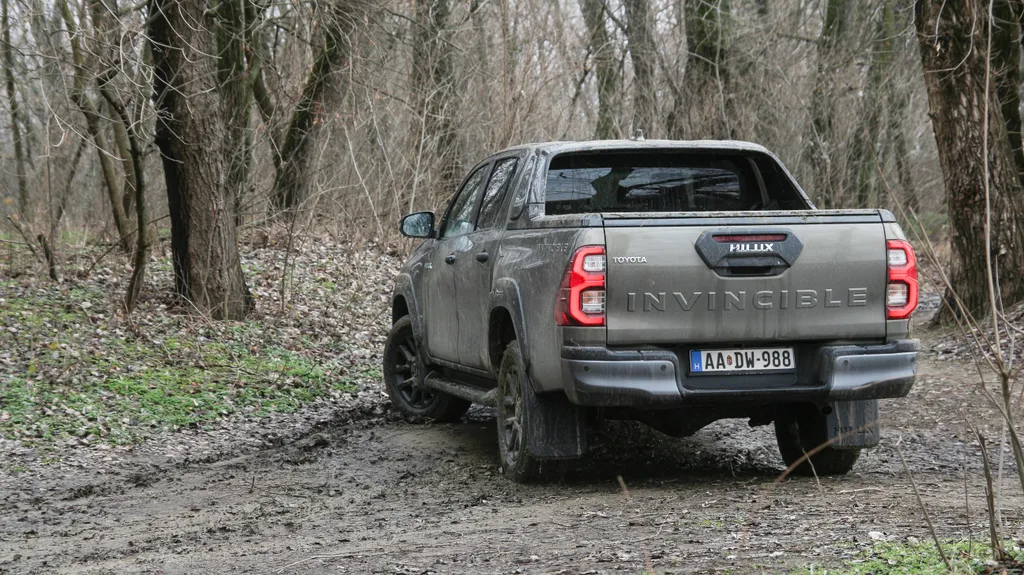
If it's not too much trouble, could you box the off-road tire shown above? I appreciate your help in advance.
[774,406,860,476]
[383,317,469,422]
[496,341,565,483]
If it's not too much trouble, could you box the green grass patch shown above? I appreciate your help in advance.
[0,281,374,448]
[793,540,1023,575]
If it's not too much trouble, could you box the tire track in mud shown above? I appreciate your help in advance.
[1,356,1022,574]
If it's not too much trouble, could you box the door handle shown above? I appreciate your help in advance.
[444,253,456,265]
[475,251,489,263]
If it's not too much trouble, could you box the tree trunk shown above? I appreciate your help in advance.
[678,0,733,139]
[58,0,132,252]
[623,0,657,137]
[98,70,149,312]
[852,0,894,208]
[150,0,253,319]
[217,0,255,223]
[2,0,28,217]
[803,0,848,206]
[916,0,1024,319]
[891,107,920,213]
[579,0,621,139]
[249,14,280,174]
[107,101,138,216]
[272,1,365,214]
[54,137,86,231]
[993,0,1024,190]
[887,0,920,213]
[497,0,520,145]
[412,0,460,201]
[88,0,139,219]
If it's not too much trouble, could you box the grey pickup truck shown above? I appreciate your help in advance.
[385,140,919,483]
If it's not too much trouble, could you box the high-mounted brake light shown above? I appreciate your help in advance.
[886,239,918,319]
[712,234,787,243]
[555,246,606,326]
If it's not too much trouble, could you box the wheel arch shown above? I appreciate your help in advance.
[391,273,426,353]
[488,306,518,372]
[392,294,410,324]
[489,278,532,373]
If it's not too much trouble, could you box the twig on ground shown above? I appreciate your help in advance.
[894,440,950,571]
[5,215,42,264]
[964,414,1006,563]
[837,487,886,494]
[275,550,390,573]
[36,234,58,281]
[85,214,170,276]
[616,475,655,575]
[964,443,973,556]
[617,474,632,502]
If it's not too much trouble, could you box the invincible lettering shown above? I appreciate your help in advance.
[624,288,870,311]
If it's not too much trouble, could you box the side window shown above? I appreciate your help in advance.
[477,158,519,230]
[441,166,489,239]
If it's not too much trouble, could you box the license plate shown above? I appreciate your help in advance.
[689,347,795,374]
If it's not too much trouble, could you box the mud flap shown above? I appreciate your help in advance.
[826,400,879,449]
[525,390,588,459]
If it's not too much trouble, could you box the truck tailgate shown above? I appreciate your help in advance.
[604,214,887,344]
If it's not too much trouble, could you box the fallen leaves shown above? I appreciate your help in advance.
[0,237,401,451]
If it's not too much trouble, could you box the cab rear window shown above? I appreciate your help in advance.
[543,151,808,215]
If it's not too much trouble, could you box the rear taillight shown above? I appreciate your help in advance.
[555,246,606,326]
[886,239,918,319]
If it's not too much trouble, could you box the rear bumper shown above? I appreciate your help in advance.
[560,340,918,407]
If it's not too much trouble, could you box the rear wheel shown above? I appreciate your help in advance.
[774,406,860,476]
[383,317,469,422]
[496,341,564,483]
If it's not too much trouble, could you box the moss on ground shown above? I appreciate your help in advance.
[792,540,1024,575]
[0,277,375,446]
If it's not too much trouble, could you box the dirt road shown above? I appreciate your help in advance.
[2,350,1022,574]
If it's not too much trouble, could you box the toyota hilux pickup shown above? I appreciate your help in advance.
[384,140,919,483]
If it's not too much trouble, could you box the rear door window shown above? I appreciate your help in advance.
[476,158,519,230]
[544,151,807,214]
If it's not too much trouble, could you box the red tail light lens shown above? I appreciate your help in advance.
[886,239,918,319]
[555,246,606,326]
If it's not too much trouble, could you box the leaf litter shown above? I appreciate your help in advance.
[0,236,401,474]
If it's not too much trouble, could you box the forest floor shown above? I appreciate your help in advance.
[1,240,1024,574]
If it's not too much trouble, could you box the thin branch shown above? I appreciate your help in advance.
[894,440,951,571]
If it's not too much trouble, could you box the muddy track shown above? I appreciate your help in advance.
[2,353,1022,574]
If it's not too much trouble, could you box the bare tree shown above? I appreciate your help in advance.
[580,0,621,139]
[679,0,734,139]
[623,0,657,136]
[916,0,1024,318]
[150,0,253,319]
[992,0,1024,189]
[216,0,257,222]
[851,0,895,208]
[887,2,920,213]
[273,1,371,213]
[58,0,133,251]
[411,0,459,199]
[2,0,29,216]
[803,0,849,206]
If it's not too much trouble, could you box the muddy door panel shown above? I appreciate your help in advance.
[422,240,461,362]
[454,231,500,370]
[605,222,887,344]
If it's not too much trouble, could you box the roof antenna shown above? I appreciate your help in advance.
[632,128,645,141]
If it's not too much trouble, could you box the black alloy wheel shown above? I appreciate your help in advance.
[382,317,470,421]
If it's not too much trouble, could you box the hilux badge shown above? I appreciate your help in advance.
[729,243,774,253]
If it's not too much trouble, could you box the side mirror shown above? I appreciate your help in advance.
[400,211,435,238]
